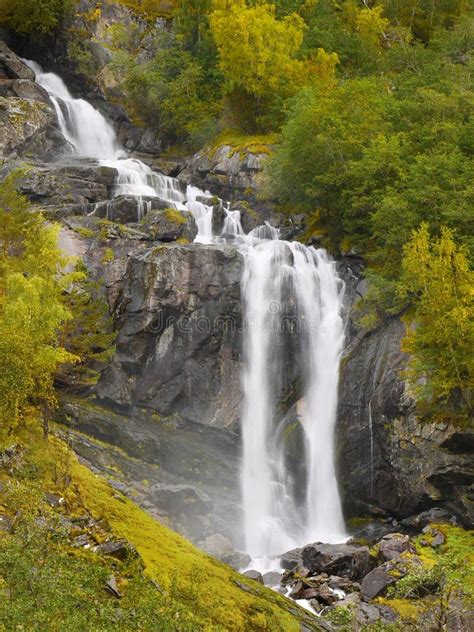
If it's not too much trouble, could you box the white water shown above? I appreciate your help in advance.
[236,229,347,559]
[23,59,216,238]
[25,59,347,559]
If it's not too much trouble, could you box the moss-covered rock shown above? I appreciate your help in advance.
[0,96,60,157]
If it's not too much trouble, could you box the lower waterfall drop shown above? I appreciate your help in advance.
[239,230,347,560]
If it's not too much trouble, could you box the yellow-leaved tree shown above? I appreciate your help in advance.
[209,0,337,130]
[0,172,80,434]
[399,224,473,425]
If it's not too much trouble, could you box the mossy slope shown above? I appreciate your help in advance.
[0,421,323,631]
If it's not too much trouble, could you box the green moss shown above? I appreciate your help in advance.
[209,131,279,159]
[0,421,312,631]
[101,247,115,263]
[75,227,95,239]
[164,208,187,225]
[377,597,425,621]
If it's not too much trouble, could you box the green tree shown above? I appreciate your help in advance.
[382,0,468,42]
[268,77,390,247]
[0,0,71,35]
[108,28,218,147]
[398,224,473,424]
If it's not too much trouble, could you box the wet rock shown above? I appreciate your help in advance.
[378,533,415,562]
[280,547,304,570]
[243,570,263,584]
[96,244,246,429]
[337,316,474,528]
[361,567,396,600]
[349,519,396,544]
[328,575,361,593]
[148,483,212,517]
[302,542,372,580]
[262,571,282,586]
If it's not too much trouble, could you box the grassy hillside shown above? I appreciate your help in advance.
[0,418,323,631]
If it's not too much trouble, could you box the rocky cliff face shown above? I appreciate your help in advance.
[337,317,474,528]
[97,243,245,430]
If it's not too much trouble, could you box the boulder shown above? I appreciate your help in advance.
[243,570,264,584]
[0,78,51,105]
[0,97,59,157]
[200,533,233,558]
[148,483,212,517]
[140,208,197,242]
[280,547,304,571]
[262,571,282,586]
[378,533,415,562]
[0,41,35,80]
[401,507,457,532]
[301,542,372,580]
[220,551,252,571]
[361,567,396,600]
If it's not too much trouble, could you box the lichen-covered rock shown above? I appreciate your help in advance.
[183,143,271,201]
[0,97,58,157]
[140,207,197,242]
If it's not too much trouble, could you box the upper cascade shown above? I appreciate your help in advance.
[26,58,347,560]
[24,58,215,243]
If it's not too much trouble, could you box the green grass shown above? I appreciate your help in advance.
[0,420,318,631]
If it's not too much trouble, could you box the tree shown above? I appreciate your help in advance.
[268,77,390,247]
[0,173,78,432]
[398,224,473,424]
[0,0,71,35]
[382,0,468,42]
[209,0,323,129]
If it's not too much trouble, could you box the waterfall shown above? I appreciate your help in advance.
[238,228,346,558]
[26,59,346,557]
[23,59,215,235]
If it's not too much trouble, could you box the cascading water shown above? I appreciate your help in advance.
[23,59,121,160]
[26,59,346,560]
[23,59,216,237]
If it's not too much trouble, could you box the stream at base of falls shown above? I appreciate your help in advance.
[25,57,348,568]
